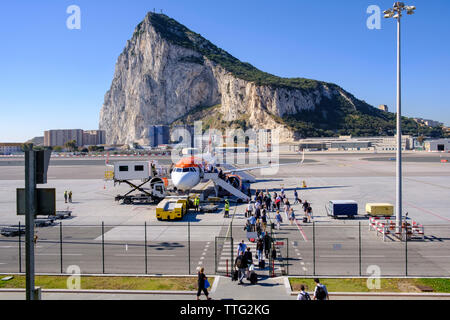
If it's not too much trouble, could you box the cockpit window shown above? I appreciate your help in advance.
[183,168,190,172]
[175,168,183,173]
[189,167,196,172]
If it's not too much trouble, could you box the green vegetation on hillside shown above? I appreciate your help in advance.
[141,13,446,139]
[145,13,324,91]
[278,95,445,138]
[172,104,252,132]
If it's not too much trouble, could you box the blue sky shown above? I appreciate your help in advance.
[0,0,449,142]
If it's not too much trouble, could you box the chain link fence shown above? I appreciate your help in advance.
[1,222,450,277]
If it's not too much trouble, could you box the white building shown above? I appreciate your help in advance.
[0,143,22,155]
[424,139,450,152]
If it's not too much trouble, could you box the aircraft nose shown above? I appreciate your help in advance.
[173,173,195,190]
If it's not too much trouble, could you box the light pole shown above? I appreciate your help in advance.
[383,2,416,236]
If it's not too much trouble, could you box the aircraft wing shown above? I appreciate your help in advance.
[222,151,305,174]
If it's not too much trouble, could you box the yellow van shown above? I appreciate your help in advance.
[366,203,394,217]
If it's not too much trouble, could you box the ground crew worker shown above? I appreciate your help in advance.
[69,191,73,203]
[33,233,38,247]
[224,199,230,218]
[64,191,68,203]
[194,196,200,213]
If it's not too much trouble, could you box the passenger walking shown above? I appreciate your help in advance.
[246,201,253,218]
[248,215,257,232]
[297,285,311,300]
[237,240,247,256]
[284,199,290,220]
[303,200,309,213]
[313,278,329,300]
[256,237,264,263]
[306,206,313,223]
[235,253,248,285]
[243,247,253,279]
[261,211,267,231]
[289,208,296,225]
[294,189,300,205]
[196,267,212,300]
[275,211,283,230]
[275,196,281,211]
[263,233,272,259]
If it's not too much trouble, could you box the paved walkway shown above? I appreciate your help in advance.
[1,276,449,300]
[211,276,293,300]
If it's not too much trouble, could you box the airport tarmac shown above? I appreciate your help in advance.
[0,152,449,277]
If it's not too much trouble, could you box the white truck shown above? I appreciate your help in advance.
[112,161,167,205]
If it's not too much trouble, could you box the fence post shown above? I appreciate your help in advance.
[102,222,105,274]
[359,222,362,277]
[60,222,63,274]
[188,221,191,275]
[230,221,233,239]
[231,238,234,278]
[405,228,408,277]
[19,221,22,273]
[144,222,148,274]
[313,222,316,276]
[286,238,289,276]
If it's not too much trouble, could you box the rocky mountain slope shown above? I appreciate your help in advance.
[99,13,440,145]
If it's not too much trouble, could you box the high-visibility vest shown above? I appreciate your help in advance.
[195,198,200,206]
[225,203,230,211]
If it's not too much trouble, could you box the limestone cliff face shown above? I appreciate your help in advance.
[99,13,358,144]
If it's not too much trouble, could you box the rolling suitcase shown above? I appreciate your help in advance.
[250,271,258,285]
[303,217,308,223]
[259,260,265,269]
[232,270,238,281]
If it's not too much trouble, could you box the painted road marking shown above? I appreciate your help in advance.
[294,219,308,242]
[37,254,82,256]
[114,254,175,257]
[319,255,385,258]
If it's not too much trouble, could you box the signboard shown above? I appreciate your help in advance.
[36,150,52,184]
[275,241,285,246]
[17,188,56,216]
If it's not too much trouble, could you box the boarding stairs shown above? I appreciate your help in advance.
[203,173,250,202]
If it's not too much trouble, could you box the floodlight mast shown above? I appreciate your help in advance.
[384,3,416,236]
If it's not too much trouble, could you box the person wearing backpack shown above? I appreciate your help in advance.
[297,285,311,300]
[235,253,248,285]
[313,278,329,300]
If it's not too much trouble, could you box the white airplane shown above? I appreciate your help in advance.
[171,152,305,191]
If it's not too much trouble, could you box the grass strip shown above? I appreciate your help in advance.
[0,275,213,292]
[289,278,450,293]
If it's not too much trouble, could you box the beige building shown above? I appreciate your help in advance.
[378,105,389,112]
[83,130,106,146]
[256,129,272,152]
[44,129,105,147]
